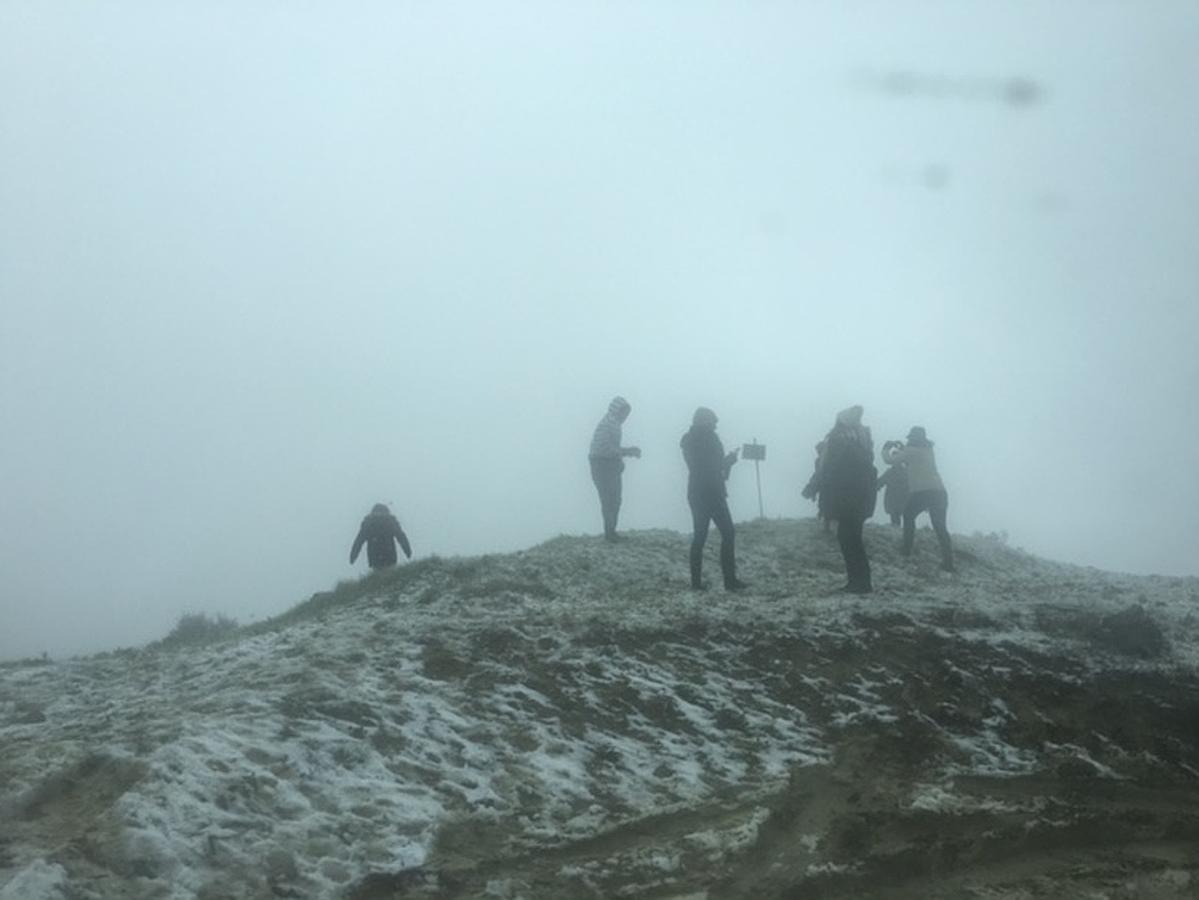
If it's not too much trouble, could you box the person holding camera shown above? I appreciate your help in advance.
[882,426,955,572]
[680,407,748,591]
[588,395,641,542]
[817,405,877,594]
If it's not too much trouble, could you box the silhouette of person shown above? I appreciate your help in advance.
[680,407,747,591]
[817,406,877,593]
[883,427,955,571]
[350,503,412,571]
[876,441,910,527]
[588,396,641,542]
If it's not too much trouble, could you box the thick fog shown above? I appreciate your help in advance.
[2,2,1197,661]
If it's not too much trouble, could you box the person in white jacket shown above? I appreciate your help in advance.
[882,426,955,572]
[588,396,641,541]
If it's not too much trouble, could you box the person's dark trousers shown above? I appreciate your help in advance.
[902,489,954,566]
[837,515,872,592]
[889,512,901,527]
[590,457,623,539]
[689,493,737,587]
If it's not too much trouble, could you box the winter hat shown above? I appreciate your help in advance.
[907,426,928,443]
[371,503,390,515]
[692,407,718,429]
[836,405,864,427]
[608,396,631,416]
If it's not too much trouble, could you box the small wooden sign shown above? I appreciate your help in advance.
[742,442,766,461]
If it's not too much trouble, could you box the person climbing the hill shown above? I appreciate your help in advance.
[680,407,748,592]
[801,440,834,532]
[816,405,877,594]
[349,503,413,571]
[588,395,641,542]
[883,426,955,572]
[876,441,910,527]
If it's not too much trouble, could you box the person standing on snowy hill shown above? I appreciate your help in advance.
[883,426,955,572]
[350,503,412,571]
[816,405,877,594]
[680,407,748,591]
[876,441,910,527]
[588,396,641,542]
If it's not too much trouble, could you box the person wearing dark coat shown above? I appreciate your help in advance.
[876,441,910,527]
[816,405,877,594]
[350,503,412,570]
[680,407,748,591]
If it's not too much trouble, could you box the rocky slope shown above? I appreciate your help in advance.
[3,519,1199,899]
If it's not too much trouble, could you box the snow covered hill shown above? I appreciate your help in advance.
[4,519,1199,899]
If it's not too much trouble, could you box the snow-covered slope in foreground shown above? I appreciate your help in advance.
[4,519,1199,899]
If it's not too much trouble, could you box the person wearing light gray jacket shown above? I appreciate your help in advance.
[876,443,910,527]
[882,426,954,571]
[588,396,641,541]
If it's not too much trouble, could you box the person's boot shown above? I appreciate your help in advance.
[724,577,749,592]
[835,581,872,594]
[940,558,956,573]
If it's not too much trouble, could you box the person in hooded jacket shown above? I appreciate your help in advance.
[876,441,910,527]
[883,426,955,571]
[350,503,413,571]
[816,405,877,594]
[680,407,748,591]
[588,395,642,542]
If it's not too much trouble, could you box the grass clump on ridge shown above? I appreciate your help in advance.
[0,654,52,671]
[244,555,479,635]
[158,612,239,649]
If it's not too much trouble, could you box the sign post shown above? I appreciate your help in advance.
[742,440,766,519]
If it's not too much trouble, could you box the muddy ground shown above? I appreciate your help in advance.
[5,521,1199,899]
[348,605,1199,899]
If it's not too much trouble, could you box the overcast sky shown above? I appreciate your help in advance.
[2,1,1197,661]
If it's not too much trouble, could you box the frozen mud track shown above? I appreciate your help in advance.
[347,604,1199,899]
